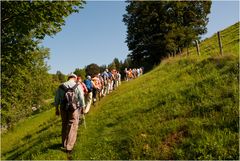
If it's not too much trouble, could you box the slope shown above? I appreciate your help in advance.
[73,22,239,160]
[1,22,239,160]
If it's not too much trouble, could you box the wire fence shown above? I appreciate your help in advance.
[182,23,239,57]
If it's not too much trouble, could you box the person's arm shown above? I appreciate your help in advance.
[77,86,85,108]
[82,83,88,94]
[54,88,61,116]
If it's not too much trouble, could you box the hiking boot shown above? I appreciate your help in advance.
[66,149,73,154]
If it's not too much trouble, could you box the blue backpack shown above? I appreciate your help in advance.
[84,79,93,92]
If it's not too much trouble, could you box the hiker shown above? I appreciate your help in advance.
[77,76,88,115]
[116,71,121,87]
[128,68,133,80]
[124,68,129,81]
[92,75,100,103]
[83,75,93,114]
[102,69,109,96]
[97,73,104,98]
[54,73,85,153]
[137,68,140,77]
[77,76,88,95]
[112,70,116,90]
[107,70,113,92]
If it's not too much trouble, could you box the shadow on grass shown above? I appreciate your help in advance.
[2,118,62,160]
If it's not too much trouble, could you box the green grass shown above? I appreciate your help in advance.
[72,22,239,160]
[1,22,239,160]
[187,22,239,57]
[1,107,67,160]
[73,54,238,160]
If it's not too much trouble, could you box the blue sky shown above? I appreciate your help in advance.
[41,1,239,75]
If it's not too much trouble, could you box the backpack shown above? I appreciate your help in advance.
[84,79,93,93]
[102,72,108,85]
[59,83,79,111]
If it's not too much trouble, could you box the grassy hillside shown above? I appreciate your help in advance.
[189,22,239,57]
[1,22,239,160]
[1,107,68,160]
[73,22,239,160]
[74,56,239,160]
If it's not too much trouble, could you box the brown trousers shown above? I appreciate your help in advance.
[60,108,79,151]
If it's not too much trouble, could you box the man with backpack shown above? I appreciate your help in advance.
[54,73,85,153]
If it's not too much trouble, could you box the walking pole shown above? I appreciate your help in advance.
[83,114,87,129]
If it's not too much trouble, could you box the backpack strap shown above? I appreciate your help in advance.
[72,83,79,90]
[59,83,78,92]
[59,84,68,92]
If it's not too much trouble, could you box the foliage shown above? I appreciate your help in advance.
[55,71,66,83]
[74,68,86,79]
[99,64,108,73]
[123,1,211,71]
[1,48,54,128]
[85,63,100,77]
[1,1,85,128]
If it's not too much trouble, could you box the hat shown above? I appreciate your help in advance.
[87,75,91,79]
[68,73,77,79]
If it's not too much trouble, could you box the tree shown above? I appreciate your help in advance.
[85,63,100,77]
[1,48,54,127]
[113,58,121,71]
[56,71,66,83]
[1,1,85,128]
[74,68,86,79]
[123,1,211,70]
[108,62,116,71]
[99,64,107,73]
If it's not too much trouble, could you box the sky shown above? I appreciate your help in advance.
[41,1,239,75]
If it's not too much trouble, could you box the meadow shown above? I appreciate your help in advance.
[1,22,239,160]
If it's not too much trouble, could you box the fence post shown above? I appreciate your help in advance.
[195,40,200,55]
[217,31,223,55]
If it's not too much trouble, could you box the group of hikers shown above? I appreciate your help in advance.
[124,67,144,81]
[79,68,122,114]
[54,68,135,153]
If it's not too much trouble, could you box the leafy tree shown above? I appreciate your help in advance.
[1,1,85,128]
[74,68,86,79]
[123,1,211,70]
[108,62,116,71]
[85,63,100,77]
[56,71,66,83]
[99,64,107,73]
[1,48,54,127]
[113,58,121,71]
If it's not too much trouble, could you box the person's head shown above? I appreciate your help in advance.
[87,75,91,80]
[77,76,82,82]
[68,73,77,81]
[105,69,108,72]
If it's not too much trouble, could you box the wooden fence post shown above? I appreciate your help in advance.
[195,40,200,55]
[217,31,223,55]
